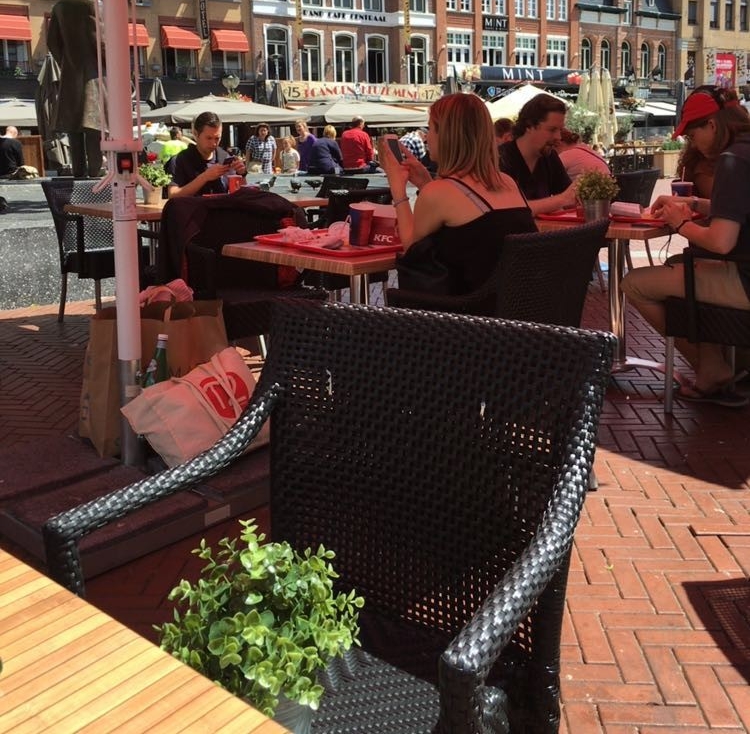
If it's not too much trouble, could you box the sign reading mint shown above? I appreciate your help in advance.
[482,16,509,32]
[480,66,582,86]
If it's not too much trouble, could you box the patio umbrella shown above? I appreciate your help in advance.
[587,68,605,145]
[576,71,591,109]
[485,83,567,122]
[599,68,617,147]
[146,77,168,110]
[139,94,302,125]
[0,99,38,128]
[269,81,287,109]
[34,53,71,170]
[302,99,428,126]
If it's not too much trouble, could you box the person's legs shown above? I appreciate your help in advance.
[623,260,750,391]
[68,131,86,178]
[84,129,102,177]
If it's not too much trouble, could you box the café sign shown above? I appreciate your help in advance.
[279,80,443,103]
[482,16,509,32]
[302,8,388,24]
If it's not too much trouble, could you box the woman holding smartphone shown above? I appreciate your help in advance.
[378,93,536,296]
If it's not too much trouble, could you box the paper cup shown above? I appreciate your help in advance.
[348,202,376,247]
[227,175,243,194]
[670,180,694,197]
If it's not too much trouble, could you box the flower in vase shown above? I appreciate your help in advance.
[139,152,171,187]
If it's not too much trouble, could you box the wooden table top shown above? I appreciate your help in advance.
[536,217,671,241]
[65,191,328,222]
[223,240,399,277]
[0,549,289,734]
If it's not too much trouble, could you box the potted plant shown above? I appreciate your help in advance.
[576,170,620,221]
[138,152,171,204]
[614,114,634,143]
[565,105,597,144]
[155,519,364,732]
[655,137,684,178]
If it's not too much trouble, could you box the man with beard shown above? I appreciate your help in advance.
[498,95,576,214]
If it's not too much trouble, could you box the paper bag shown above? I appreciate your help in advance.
[121,347,270,467]
[79,301,228,457]
[367,203,401,246]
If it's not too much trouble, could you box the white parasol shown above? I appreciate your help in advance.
[485,83,568,122]
[586,68,605,145]
[139,94,303,125]
[301,98,428,126]
[599,68,617,147]
[576,72,591,109]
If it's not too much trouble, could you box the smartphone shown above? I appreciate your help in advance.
[383,135,404,162]
[224,156,236,166]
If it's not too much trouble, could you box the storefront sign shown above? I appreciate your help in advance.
[197,0,209,40]
[482,16,509,32]
[479,66,580,85]
[279,80,442,103]
[302,8,388,24]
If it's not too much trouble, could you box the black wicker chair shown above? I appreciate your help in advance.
[614,168,661,267]
[663,246,750,413]
[305,174,370,225]
[43,300,614,733]
[387,218,609,326]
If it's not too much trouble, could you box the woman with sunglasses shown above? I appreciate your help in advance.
[622,85,750,406]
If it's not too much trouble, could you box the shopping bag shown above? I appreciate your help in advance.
[121,347,270,467]
[79,301,228,457]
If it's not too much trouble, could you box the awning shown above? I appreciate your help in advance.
[160,25,202,51]
[210,29,249,53]
[128,23,149,48]
[0,16,32,42]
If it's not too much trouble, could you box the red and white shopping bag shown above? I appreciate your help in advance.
[121,347,270,467]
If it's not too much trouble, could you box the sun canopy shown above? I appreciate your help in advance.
[0,16,32,42]
[138,94,303,125]
[160,25,201,50]
[0,99,38,128]
[210,30,249,53]
[302,99,428,127]
[485,83,568,122]
[127,23,149,47]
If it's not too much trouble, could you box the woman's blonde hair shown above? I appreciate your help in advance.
[323,125,337,139]
[429,94,505,190]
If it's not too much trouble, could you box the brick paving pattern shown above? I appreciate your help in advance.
[1,269,749,731]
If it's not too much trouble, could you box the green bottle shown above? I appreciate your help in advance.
[142,333,169,388]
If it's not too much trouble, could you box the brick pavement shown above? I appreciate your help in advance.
[1,274,749,732]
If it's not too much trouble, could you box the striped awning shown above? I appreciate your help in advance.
[210,29,250,53]
[128,23,149,48]
[160,25,202,51]
[0,16,32,42]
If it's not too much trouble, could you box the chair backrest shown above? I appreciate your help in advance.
[322,187,393,226]
[41,178,73,246]
[615,168,661,208]
[494,218,609,327]
[264,300,614,655]
[317,174,369,197]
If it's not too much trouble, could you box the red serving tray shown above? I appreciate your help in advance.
[254,230,402,257]
[536,210,584,223]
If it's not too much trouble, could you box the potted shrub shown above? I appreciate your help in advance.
[156,520,364,733]
[614,114,634,143]
[565,105,597,143]
[655,137,684,178]
[138,152,171,204]
[576,170,620,221]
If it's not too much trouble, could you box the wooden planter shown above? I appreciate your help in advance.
[654,149,680,179]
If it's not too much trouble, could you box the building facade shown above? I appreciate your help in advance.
[1,1,728,105]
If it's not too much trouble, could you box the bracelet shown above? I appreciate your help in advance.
[675,219,690,234]
[392,196,410,207]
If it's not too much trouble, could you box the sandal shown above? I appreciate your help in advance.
[677,383,749,408]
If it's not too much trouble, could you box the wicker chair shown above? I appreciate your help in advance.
[663,246,750,413]
[44,300,614,732]
[387,218,609,327]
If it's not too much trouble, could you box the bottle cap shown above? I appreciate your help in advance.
[157,333,169,341]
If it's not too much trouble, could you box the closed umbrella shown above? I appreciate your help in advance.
[576,71,591,109]
[600,68,617,147]
[146,77,168,110]
[587,68,605,145]
[34,53,70,170]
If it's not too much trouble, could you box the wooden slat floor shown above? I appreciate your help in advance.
[1,264,749,732]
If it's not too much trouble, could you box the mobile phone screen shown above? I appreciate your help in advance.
[386,137,404,162]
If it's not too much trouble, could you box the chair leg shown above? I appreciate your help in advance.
[257,334,268,359]
[94,280,103,311]
[664,337,675,414]
[594,261,606,291]
[58,272,69,323]
[643,239,654,266]
[624,242,634,272]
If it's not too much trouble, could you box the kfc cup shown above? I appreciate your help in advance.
[347,202,376,247]
[227,174,243,194]
[670,180,694,197]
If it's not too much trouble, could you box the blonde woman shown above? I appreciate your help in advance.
[307,125,343,175]
[295,119,316,172]
[379,93,536,295]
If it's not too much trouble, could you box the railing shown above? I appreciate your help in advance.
[0,61,33,77]
[165,66,198,81]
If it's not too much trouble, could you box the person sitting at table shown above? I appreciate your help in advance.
[0,125,24,177]
[306,125,343,175]
[498,95,577,215]
[168,111,246,198]
[622,85,750,407]
[555,128,610,182]
[379,92,536,297]
[340,116,380,174]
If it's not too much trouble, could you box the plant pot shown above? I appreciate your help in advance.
[142,186,162,205]
[582,199,611,222]
[273,695,313,734]
[654,149,680,178]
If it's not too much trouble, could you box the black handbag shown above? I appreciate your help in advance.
[395,235,454,295]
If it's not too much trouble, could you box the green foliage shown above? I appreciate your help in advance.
[155,520,364,718]
[138,160,171,187]
[660,138,684,151]
[565,105,597,144]
[576,170,620,201]
[616,114,634,136]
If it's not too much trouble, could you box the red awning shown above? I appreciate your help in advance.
[160,25,202,51]
[0,16,32,42]
[128,23,149,48]
[210,29,249,53]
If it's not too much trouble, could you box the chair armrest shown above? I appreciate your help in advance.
[42,384,281,597]
[185,240,219,298]
[386,271,499,316]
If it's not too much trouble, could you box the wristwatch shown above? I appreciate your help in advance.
[689,196,699,212]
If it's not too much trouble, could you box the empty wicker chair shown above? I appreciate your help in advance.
[663,246,750,413]
[44,300,614,732]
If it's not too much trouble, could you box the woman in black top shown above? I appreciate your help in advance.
[307,125,343,175]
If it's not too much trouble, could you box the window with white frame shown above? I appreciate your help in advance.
[210,49,241,79]
[410,0,427,10]
[657,43,666,76]
[514,35,537,66]
[640,42,650,77]
[620,41,632,75]
[447,0,457,9]
[333,0,354,8]
[130,46,147,78]
[527,0,538,17]
[623,0,632,24]
[546,0,554,19]
[364,0,383,10]
[408,36,427,84]
[306,0,322,5]
[498,0,506,10]
[460,0,472,10]
[366,35,386,83]
[301,32,322,82]
[580,38,591,70]
[446,32,472,64]
[482,33,505,66]
[266,27,289,80]
[600,39,610,71]
[163,47,197,79]
[558,0,567,20]
[515,0,524,16]
[546,37,567,68]
[334,34,355,82]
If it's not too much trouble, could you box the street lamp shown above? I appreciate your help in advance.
[222,73,240,98]
[269,54,283,81]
